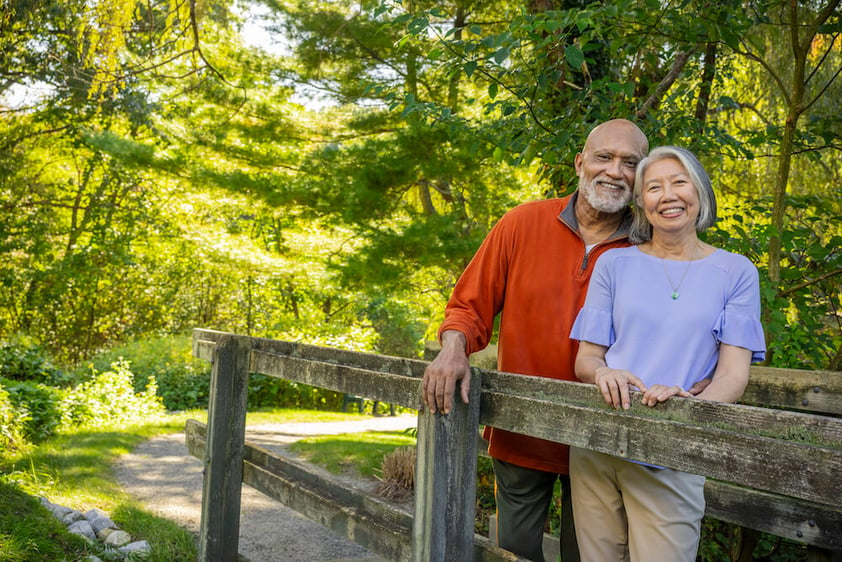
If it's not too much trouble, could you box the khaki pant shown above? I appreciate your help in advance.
[569,447,706,562]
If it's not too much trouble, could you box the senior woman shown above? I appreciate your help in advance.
[568,146,766,562]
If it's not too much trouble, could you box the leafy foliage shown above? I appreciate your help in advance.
[61,360,166,429]
[0,0,840,389]
[0,359,166,453]
[0,386,28,454]
[0,378,63,443]
[705,193,842,369]
[0,340,65,385]
[78,334,212,411]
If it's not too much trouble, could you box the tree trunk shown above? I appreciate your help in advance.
[694,42,717,128]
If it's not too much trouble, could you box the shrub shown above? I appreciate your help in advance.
[0,378,63,443]
[0,385,29,454]
[0,340,66,385]
[61,360,166,428]
[78,334,211,411]
[78,333,351,411]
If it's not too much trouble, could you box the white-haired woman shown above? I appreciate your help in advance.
[568,146,766,561]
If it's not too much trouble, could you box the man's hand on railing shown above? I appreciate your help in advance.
[422,330,472,415]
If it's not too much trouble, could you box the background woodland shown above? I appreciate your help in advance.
[1,0,840,372]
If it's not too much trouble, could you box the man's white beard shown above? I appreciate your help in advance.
[578,176,631,214]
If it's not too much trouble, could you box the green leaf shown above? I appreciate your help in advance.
[492,47,510,65]
[521,142,539,165]
[564,45,585,69]
[464,61,478,78]
[488,82,498,100]
[407,17,429,35]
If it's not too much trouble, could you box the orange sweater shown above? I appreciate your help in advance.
[439,194,631,474]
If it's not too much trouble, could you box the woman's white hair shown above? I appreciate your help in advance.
[629,146,717,244]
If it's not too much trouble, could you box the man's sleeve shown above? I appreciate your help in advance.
[438,213,513,356]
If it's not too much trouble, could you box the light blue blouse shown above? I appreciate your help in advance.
[570,246,766,390]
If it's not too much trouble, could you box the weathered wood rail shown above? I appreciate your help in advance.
[189,328,842,561]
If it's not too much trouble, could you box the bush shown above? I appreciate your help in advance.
[0,385,29,454]
[0,340,66,385]
[0,378,62,443]
[61,360,166,428]
[77,334,211,411]
[77,333,354,411]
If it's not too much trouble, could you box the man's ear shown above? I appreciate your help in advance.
[573,153,583,174]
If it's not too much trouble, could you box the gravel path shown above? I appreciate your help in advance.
[113,415,418,562]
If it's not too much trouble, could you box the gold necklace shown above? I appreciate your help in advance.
[661,260,692,300]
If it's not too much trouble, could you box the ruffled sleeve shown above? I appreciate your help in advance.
[570,306,615,347]
[711,254,766,363]
[569,253,616,346]
[712,309,766,363]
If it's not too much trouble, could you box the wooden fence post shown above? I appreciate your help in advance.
[413,368,483,561]
[198,335,252,562]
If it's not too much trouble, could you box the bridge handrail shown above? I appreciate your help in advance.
[191,328,842,561]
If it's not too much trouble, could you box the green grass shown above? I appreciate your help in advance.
[0,481,94,561]
[288,430,417,478]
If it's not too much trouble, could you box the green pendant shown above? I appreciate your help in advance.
[671,291,679,300]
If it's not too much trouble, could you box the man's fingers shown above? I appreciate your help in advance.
[421,376,435,413]
[423,364,472,415]
[459,369,472,406]
[441,375,456,414]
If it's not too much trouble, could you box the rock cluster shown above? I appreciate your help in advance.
[40,497,151,560]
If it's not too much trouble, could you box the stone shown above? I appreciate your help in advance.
[49,504,74,520]
[97,528,116,540]
[38,496,154,558]
[103,529,133,547]
[119,540,151,554]
[61,510,85,525]
[90,515,117,533]
[84,508,109,522]
[67,520,97,541]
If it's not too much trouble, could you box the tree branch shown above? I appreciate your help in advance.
[780,268,842,297]
[636,50,693,120]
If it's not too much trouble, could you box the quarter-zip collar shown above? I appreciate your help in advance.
[557,191,633,245]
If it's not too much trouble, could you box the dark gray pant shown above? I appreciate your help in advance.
[492,458,580,562]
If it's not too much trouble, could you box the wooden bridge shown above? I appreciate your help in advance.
[187,328,842,561]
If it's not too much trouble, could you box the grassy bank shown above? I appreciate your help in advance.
[0,408,387,562]
[0,412,199,561]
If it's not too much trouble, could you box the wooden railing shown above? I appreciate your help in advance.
[188,328,842,561]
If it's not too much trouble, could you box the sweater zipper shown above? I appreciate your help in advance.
[580,249,590,273]
[558,205,628,274]
[581,230,626,273]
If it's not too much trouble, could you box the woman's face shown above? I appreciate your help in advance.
[639,157,700,237]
